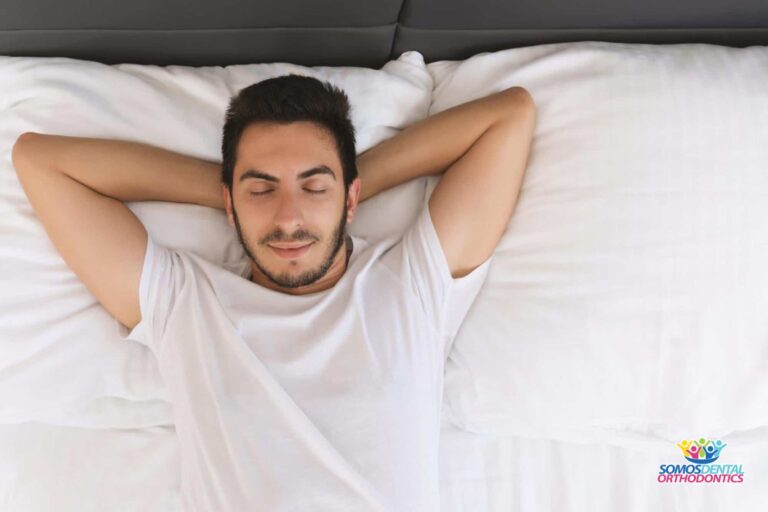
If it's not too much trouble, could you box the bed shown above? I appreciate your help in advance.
[2,0,768,510]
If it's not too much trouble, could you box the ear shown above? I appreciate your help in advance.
[223,184,235,227]
[345,177,362,224]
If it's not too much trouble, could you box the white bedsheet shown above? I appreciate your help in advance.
[2,419,766,511]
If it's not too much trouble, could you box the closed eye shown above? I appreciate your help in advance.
[250,189,326,196]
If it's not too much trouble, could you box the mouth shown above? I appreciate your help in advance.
[268,242,313,260]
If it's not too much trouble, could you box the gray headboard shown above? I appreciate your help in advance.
[2,0,767,68]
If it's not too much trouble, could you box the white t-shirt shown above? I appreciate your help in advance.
[118,204,492,512]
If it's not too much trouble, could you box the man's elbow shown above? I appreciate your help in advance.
[505,86,535,105]
[12,132,40,172]
[497,87,537,132]
[499,87,536,117]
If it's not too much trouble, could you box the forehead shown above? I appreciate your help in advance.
[235,121,340,182]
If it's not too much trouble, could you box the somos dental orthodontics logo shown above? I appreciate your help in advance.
[657,438,744,484]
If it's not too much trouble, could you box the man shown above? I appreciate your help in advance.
[12,74,536,511]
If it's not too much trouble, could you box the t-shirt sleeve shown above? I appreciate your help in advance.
[385,204,493,358]
[114,234,186,355]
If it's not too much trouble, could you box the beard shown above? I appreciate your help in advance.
[231,189,349,289]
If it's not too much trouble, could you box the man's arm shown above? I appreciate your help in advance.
[11,133,224,329]
[356,87,536,277]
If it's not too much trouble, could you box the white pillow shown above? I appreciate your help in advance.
[429,41,768,446]
[0,50,433,428]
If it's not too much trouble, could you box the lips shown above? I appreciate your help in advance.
[269,242,313,259]
[269,243,311,249]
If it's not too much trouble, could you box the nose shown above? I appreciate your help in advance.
[272,192,308,240]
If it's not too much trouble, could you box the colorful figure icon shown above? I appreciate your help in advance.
[694,438,710,450]
[709,440,726,458]
[678,438,726,464]
[676,439,692,457]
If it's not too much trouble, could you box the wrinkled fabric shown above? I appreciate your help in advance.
[118,204,492,511]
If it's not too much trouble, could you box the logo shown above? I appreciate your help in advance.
[657,438,744,483]
[677,438,725,464]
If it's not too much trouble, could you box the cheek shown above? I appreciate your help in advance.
[233,208,266,239]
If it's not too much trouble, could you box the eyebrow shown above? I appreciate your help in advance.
[238,165,336,184]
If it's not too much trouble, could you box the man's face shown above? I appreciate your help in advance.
[224,121,360,293]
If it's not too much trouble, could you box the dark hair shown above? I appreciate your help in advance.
[221,73,358,195]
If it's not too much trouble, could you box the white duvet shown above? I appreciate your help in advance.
[3,420,768,511]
